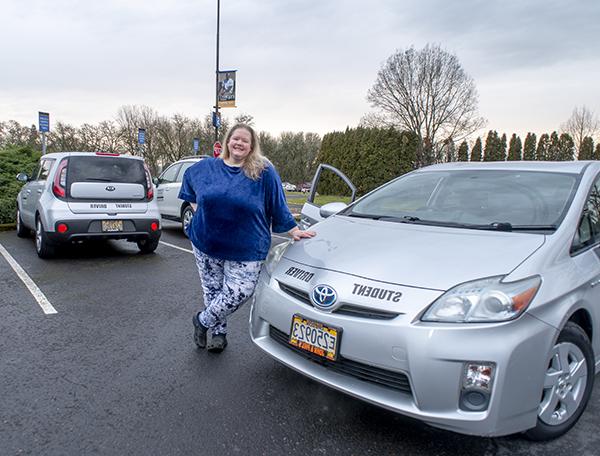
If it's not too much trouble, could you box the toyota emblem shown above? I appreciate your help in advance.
[105,185,116,192]
[311,284,338,309]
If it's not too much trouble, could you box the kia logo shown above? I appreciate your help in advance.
[311,284,337,309]
[105,186,116,192]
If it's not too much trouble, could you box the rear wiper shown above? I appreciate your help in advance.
[84,177,112,182]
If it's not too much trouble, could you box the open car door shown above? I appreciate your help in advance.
[299,164,356,229]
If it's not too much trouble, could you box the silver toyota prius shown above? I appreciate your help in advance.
[250,161,600,440]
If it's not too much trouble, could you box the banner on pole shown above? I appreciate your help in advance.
[138,128,146,145]
[217,70,236,108]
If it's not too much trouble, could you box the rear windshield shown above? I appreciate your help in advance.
[67,156,145,185]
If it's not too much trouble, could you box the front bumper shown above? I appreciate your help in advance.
[249,272,558,437]
[46,218,161,243]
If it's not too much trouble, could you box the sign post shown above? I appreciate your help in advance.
[213,141,222,158]
[38,112,50,154]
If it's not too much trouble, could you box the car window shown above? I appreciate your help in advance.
[573,176,600,252]
[38,159,55,181]
[159,164,181,184]
[30,162,41,181]
[67,156,146,185]
[176,162,196,182]
[312,167,354,206]
[349,170,578,229]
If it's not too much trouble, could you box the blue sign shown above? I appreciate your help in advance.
[38,112,50,132]
[212,112,221,128]
[193,138,199,152]
[138,128,146,145]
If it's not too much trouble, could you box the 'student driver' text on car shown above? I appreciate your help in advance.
[250,161,600,440]
[16,151,161,258]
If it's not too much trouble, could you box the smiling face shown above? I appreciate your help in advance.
[226,127,253,165]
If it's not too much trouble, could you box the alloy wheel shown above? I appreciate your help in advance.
[538,341,588,426]
[35,219,42,252]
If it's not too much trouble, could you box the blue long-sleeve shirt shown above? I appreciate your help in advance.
[179,157,297,261]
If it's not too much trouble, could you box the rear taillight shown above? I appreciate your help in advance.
[57,223,68,233]
[52,158,69,198]
[143,164,154,201]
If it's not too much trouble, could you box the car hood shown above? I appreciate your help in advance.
[283,216,546,291]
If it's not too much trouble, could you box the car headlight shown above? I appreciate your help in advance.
[421,275,541,323]
[264,240,292,276]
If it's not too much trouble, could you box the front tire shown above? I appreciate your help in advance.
[181,205,194,235]
[137,238,159,254]
[16,208,30,238]
[525,322,594,441]
[35,217,56,259]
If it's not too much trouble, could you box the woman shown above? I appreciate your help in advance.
[179,123,316,352]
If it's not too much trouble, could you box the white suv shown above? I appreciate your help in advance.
[154,155,209,232]
[16,151,161,258]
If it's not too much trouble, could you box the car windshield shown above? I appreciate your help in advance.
[345,170,579,231]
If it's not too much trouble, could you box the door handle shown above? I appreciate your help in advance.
[37,189,43,194]
[591,278,600,288]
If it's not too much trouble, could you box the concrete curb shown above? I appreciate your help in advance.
[0,223,16,232]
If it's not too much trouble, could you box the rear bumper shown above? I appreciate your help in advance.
[46,218,161,243]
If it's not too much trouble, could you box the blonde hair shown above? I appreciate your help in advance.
[220,123,268,180]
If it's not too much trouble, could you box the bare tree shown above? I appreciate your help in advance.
[116,105,162,173]
[98,120,124,153]
[367,43,486,166]
[48,121,80,152]
[561,106,600,153]
[234,113,255,126]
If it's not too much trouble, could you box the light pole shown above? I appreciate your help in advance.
[214,0,220,142]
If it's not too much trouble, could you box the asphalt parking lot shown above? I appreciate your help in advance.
[0,221,599,455]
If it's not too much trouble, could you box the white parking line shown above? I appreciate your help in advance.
[0,243,57,315]
[159,240,193,254]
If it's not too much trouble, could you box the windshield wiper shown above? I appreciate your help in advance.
[509,224,557,232]
[346,212,382,220]
[347,214,557,232]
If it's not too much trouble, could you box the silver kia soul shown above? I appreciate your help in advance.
[16,151,161,258]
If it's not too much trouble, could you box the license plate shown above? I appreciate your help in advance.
[101,220,123,232]
[289,314,341,361]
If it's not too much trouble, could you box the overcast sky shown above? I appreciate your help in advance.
[2,0,600,140]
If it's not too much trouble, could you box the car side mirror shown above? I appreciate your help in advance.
[152,177,160,186]
[16,172,29,182]
[319,202,348,218]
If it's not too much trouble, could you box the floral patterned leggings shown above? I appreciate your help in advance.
[193,247,263,335]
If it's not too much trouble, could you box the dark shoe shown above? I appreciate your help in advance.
[192,313,208,349]
[208,333,228,353]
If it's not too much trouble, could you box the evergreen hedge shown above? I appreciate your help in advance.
[0,146,40,224]
[316,127,418,197]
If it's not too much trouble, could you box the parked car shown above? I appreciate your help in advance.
[282,182,297,192]
[251,161,600,440]
[154,155,209,232]
[299,182,311,193]
[16,151,161,258]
